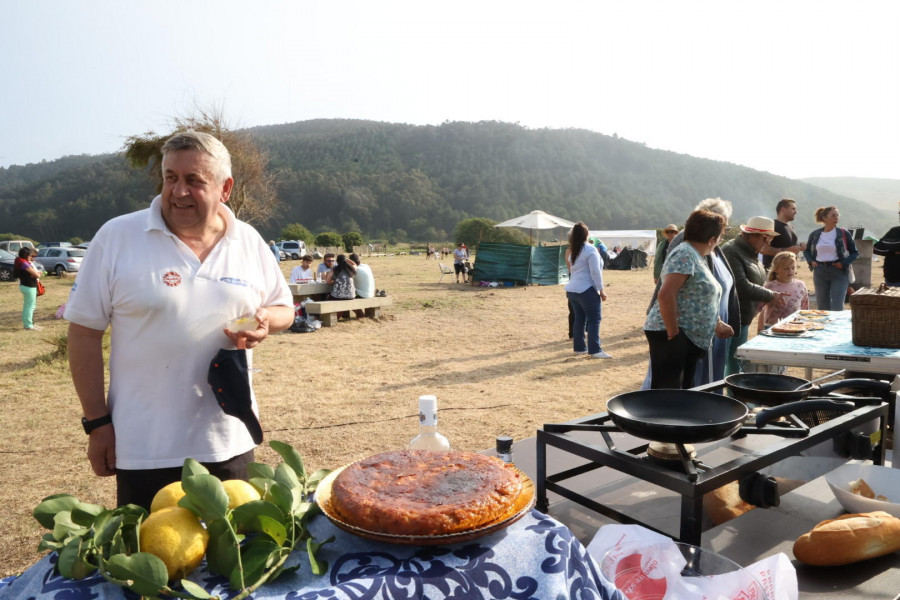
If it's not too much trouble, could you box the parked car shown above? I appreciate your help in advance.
[35,247,86,276]
[0,249,16,282]
[277,240,307,260]
[0,240,35,254]
[37,241,73,249]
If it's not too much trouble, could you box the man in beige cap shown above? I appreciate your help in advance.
[722,216,787,374]
[653,224,679,284]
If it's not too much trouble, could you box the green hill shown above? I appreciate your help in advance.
[803,176,900,214]
[0,119,892,243]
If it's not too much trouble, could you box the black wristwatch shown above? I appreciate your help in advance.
[82,414,112,434]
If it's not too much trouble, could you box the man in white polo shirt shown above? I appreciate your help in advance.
[66,130,294,509]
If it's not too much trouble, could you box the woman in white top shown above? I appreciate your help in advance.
[802,206,858,311]
[564,222,611,358]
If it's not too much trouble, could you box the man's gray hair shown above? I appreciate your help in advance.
[161,130,232,183]
[695,197,733,220]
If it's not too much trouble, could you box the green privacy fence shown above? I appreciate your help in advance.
[471,243,569,285]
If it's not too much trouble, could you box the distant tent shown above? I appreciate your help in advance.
[471,243,569,285]
[588,230,657,255]
[607,248,649,270]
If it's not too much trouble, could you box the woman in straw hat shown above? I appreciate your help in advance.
[721,216,787,374]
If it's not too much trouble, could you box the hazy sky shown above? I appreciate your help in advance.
[2,0,898,180]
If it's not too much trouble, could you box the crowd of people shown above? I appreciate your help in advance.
[629,196,875,390]
[46,127,898,514]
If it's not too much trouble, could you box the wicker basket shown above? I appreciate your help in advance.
[850,285,900,348]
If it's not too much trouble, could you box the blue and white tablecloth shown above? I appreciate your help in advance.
[0,509,621,600]
[736,310,900,374]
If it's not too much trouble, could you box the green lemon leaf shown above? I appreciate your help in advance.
[239,537,282,585]
[182,458,209,478]
[269,440,307,482]
[306,535,335,576]
[94,513,123,547]
[71,501,105,526]
[248,461,275,479]
[266,482,296,515]
[250,477,276,500]
[33,494,80,529]
[104,552,169,597]
[274,463,301,490]
[180,474,229,522]
[38,532,64,553]
[306,468,331,492]
[113,503,149,524]
[52,511,89,540]
[177,578,214,599]
[57,536,95,580]
[204,518,242,585]
[230,500,288,544]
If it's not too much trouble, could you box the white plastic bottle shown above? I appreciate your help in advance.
[408,395,451,451]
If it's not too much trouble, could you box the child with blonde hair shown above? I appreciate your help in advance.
[757,251,809,332]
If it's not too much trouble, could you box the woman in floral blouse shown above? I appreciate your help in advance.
[644,210,733,389]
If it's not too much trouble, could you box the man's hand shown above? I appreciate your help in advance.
[87,424,116,476]
[225,307,271,349]
[599,289,608,301]
[715,320,735,339]
[771,292,788,308]
[224,305,295,348]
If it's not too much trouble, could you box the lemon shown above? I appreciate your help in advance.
[222,479,261,509]
[139,506,209,581]
[150,481,186,513]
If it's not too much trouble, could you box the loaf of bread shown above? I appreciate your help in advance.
[704,481,754,525]
[793,511,900,566]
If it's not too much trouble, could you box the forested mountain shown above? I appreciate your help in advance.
[1,119,892,243]
[802,177,900,213]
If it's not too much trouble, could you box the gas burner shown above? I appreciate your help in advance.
[647,442,696,462]
[536,381,890,545]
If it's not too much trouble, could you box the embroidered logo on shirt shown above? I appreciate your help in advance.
[220,277,249,287]
[162,271,182,287]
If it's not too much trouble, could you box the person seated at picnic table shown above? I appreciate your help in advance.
[290,255,315,283]
[350,253,375,299]
[317,253,335,281]
[349,253,375,318]
[326,254,357,319]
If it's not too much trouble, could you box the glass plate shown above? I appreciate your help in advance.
[315,463,536,545]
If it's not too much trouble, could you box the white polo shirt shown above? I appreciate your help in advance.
[65,196,292,469]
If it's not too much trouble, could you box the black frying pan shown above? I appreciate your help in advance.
[606,389,861,444]
[607,390,749,444]
[724,374,892,405]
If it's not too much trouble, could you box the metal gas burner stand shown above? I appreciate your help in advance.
[536,397,888,545]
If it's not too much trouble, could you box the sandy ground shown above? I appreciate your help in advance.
[0,251,819,577]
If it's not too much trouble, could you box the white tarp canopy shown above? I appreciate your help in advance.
[588,230,658,255]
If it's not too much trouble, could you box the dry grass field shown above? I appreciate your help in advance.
[0,251,820,577]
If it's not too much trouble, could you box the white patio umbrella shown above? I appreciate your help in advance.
[494,210,577,285]
[495,210,577,244]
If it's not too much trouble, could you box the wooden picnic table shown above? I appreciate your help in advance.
[288,282,332,304]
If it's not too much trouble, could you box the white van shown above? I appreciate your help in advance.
[277,240,307,260]
[0,240,36,254]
